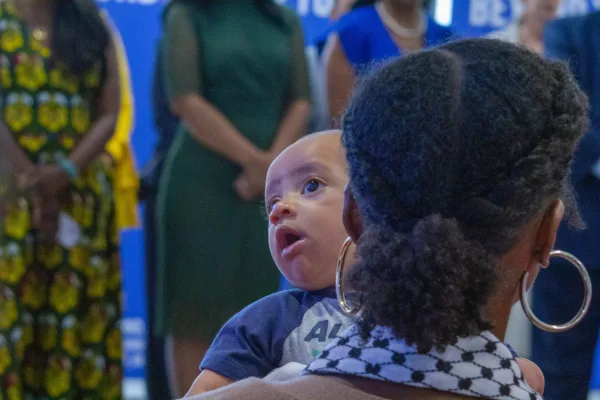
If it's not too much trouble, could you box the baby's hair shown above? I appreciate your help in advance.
[343,39,589,351]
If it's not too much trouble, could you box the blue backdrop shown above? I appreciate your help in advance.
[97,0,164,381]
[97,0,600,386]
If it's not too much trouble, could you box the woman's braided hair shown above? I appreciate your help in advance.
[343,38,589,352]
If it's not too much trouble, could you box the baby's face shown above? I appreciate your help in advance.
[265,131,348,291]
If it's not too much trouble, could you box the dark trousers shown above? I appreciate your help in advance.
[532,260,600,400]
[144,194,171,400]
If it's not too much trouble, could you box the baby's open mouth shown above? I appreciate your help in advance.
[275,226,306,259]
[283,232,302,248]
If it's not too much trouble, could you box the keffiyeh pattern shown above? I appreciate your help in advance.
[305,325,541,400]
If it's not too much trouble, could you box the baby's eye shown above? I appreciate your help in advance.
[302,179,323,194]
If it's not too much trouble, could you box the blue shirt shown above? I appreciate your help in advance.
[200,288,355,381]
[317,6,455,73]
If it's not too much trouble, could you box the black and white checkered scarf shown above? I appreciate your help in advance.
[305,324,542,400]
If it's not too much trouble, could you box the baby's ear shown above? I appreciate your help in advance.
[516,357,545,395]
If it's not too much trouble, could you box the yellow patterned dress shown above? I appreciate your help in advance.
[0,2,122,399]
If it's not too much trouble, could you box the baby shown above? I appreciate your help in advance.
[186,130,355,395]
[185,130,545,397]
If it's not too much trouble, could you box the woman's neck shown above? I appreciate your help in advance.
[486,305,512,342]
[482,279,522,342]
[381,0,422,29]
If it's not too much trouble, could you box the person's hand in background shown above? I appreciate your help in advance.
[37,195,62,245]
[233,174,256,201]
[234,151,273,201]
[18,168,63,244]
[36,164,70,199]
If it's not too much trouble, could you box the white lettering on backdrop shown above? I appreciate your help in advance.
[275,0,335,18]
[559,0,592,13]
[468,0,508,27]
[469,0,599,26]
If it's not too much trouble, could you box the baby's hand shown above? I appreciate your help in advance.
[516,357,544,395]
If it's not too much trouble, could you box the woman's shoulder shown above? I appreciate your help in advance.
[185,377,285,400]
[335,5,379,33]
[186,375,389,400]
[314,6,373,51]
[324,4,381,55]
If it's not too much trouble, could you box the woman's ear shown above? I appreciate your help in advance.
[343,184,363,243]
[535,199,565,267]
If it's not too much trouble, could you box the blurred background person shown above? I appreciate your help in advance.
[0,0,122,397]
[303,0,364,137]
[488,0,560,53]
[155,0,310,396]
[138,35,179,400]
[323,0,453,125]
[531,10,600,400]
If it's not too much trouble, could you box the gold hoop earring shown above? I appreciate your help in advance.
[336,237,361,315]
[520,250,592,333]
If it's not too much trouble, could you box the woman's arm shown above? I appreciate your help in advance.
[164,5,266,168]
[268,16,311,156]
[171,96,268,168]
[68,36,120,171]
[324,34,355,128]
[0,123,35,175]
[185,370,233,397]
[35,31,120,200]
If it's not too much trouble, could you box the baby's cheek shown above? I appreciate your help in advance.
[267,235,277,256]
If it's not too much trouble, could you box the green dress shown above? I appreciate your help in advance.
[0,2,122,398]
[156,1,309,340]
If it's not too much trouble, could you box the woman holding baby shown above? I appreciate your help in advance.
[185,38,592,399]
